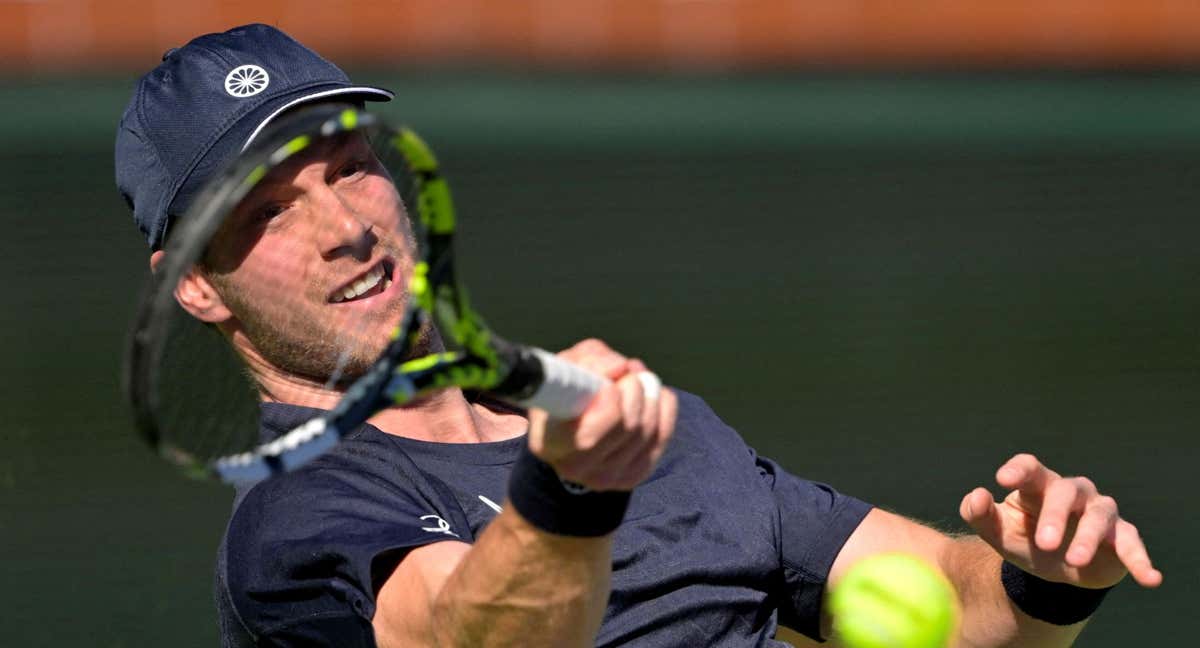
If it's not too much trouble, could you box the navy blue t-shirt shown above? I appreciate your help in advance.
[216,391,872,646]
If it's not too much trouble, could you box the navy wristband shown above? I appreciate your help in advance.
[508,445,631,537]
[1001,561,1113,625]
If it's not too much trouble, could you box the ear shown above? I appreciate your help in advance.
[151,250,235,324]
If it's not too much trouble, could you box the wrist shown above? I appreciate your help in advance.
[508,445,631,537]
[1000,561,1113,626]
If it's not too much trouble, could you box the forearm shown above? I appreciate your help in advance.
[377,349,673,648]
[831,456,1157,648]
[430,506,612,648]
[941,537,1086,648]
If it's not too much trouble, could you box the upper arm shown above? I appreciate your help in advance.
[828,508,955,587]
[373,540,473,648]
[754,453,872,640]
[817,508,956,640]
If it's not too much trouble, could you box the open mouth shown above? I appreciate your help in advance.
[328,260,394,304]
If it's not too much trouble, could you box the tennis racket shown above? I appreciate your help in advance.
[124,103,605,484]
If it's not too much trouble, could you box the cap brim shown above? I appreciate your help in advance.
[242,86,394,150]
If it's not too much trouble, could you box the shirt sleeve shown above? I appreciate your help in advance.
[221,443,469,646]
[756,452,873,640]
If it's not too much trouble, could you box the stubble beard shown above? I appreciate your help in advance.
[235,302,439,388]
[211,257,440,391]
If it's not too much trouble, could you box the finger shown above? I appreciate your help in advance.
[636,374,661,445]
[1112,519,1163,588]
[649,388,678,465]
[545,383,624,478]
[628,386,676,472]
[554,377,644,484]
[997,453,1059,497]
[574,374,668,490]
[627,357,648,374]
[1064,495,1118,567]
[636,371,662,404]
[596,377,669,489]
[594,424,659,490]
[1034,477,1093,552]
[616,371,646,435]
[959,487,1004,547]
[577,375,646,470]
[558,338,630,380]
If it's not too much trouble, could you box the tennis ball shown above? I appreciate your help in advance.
[829,552,960,648]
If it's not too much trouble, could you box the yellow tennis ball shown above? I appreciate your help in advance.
[829,553,960,648]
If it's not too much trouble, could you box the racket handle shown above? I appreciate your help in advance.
[517,347,608,420]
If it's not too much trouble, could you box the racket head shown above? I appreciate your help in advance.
[125,104,437,481]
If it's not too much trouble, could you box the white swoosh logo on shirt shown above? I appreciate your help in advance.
[478,495,503,514]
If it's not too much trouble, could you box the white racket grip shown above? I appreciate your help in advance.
[518,347,609,420]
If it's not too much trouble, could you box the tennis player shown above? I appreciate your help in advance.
[116,24,1161,648]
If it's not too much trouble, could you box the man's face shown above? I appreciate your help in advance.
[200,131,421,384]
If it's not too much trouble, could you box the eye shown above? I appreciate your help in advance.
[334,159,367,181]
[253,202,289,223]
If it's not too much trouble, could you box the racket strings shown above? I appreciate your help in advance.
[145,118,428,472]
[156,306,259,462]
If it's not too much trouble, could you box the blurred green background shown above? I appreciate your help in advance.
[2,71,1197,645]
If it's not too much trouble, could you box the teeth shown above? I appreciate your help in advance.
[332,264,386,303]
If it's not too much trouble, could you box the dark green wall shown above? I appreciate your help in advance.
[2,72,1195,646]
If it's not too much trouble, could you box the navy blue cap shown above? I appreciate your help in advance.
[115,24,393,249]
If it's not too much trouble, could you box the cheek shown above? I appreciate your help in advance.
[361,179,408,231]
[230,245,318,306]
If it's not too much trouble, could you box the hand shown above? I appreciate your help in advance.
[960,453,1162,589]
[526,338,677,492]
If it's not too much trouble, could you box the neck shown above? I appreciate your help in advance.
[365,388,528,444]
[237,337,527,444]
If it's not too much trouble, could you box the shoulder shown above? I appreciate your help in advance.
[640,388,768,501]
[667,388,874,523]
[219,430,469,640]
[668,388,756,457]
[232,430,420,514]
[227,428,457,548]
[672,388,721,421]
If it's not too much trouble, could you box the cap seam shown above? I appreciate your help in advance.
[190,42,237,70]
[132,83,175,249]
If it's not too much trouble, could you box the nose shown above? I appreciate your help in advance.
[312,184,375,260]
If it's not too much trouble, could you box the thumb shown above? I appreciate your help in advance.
[960,486,1005,549]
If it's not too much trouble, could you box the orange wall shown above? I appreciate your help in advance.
[4,0,1200,71]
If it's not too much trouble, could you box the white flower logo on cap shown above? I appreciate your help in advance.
[224,65,270,97]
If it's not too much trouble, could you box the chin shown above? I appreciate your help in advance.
[403,321,444,360]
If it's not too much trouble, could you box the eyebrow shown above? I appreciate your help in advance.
[251,132,363,191]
